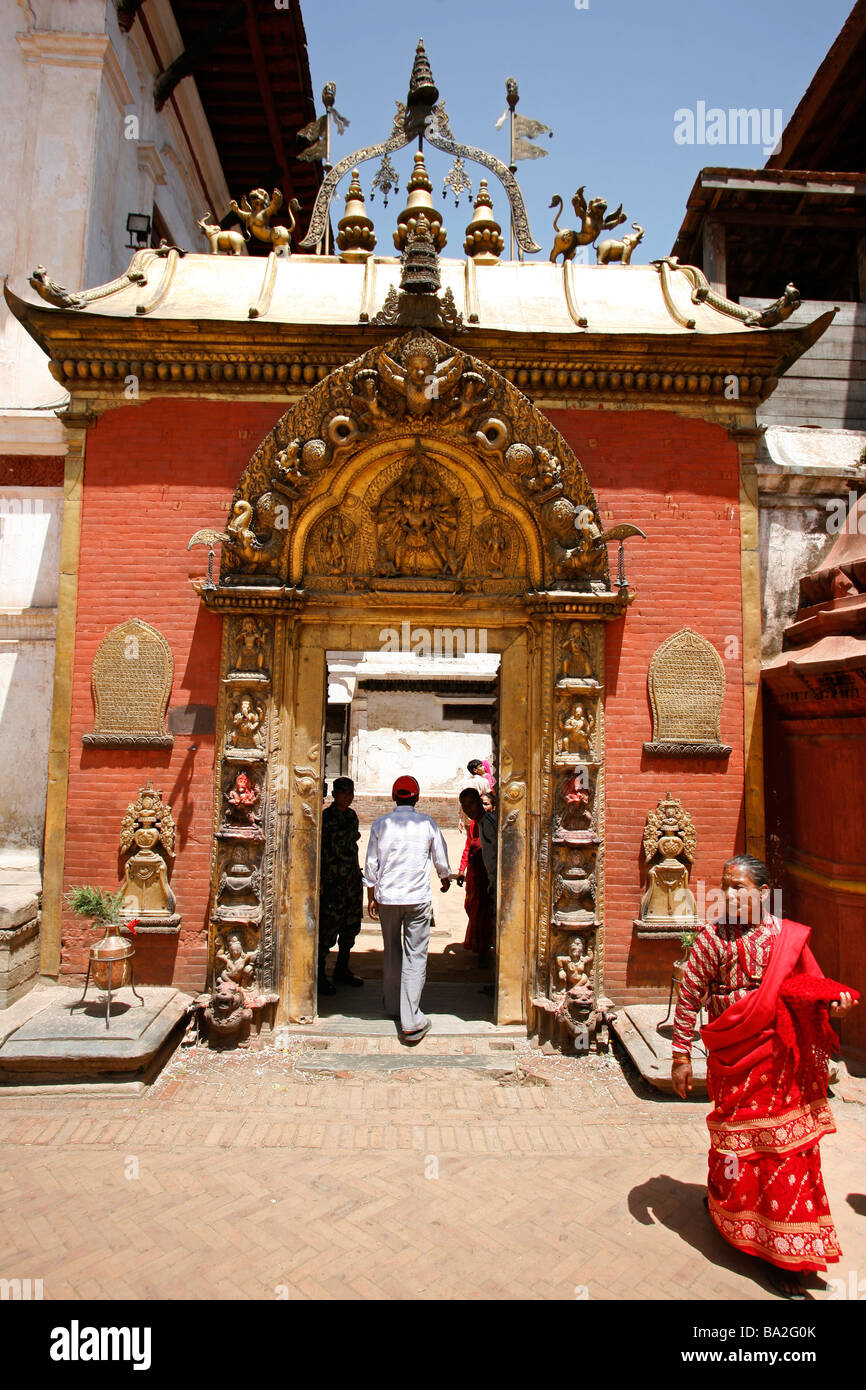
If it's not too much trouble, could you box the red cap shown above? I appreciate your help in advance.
[392,775,420,800]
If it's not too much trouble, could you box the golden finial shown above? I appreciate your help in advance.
[463,179,504,263]
[336,169,377,262]
[393,151,446,253]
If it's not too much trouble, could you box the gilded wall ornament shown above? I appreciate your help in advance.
[119,780,180,928]
[556,700,596,761]
[83,618,174,748]
[635,793,699,933]
[220,328,611,593]
[227,696,266,754]
[644,627,731,757]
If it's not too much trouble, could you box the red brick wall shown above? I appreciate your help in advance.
[64,398,747,1003]
[549,409,746,1005]
[63,400,283,991]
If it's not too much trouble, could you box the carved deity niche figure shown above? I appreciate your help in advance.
[557,700,595,760]
[559,624,598,684]
[373,443,461,577]
[119,780,178,923]
[231,617,268,674]
[637,792,699,927]
[555,934,595,993]
[214,927,260,989]
[318,513,356,575]
[229,695,265,751]
[217,845,261,913]
[377,333,464,418]
[553,859,596,923]
[553,771,598,845]
[223,770,262,827]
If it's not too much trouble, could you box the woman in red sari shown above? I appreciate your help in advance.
[672,854,859,1298]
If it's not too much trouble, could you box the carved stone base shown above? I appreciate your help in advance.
[643,741,731,758]
[124,914,182,935]
[632,916,700,940]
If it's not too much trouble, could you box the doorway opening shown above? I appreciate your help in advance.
[316,643,501,1031]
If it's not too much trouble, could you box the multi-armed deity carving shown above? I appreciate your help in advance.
[553,769,598,846]
[221,769,263,834]
[225,695,265,756]
[557,700,596,761]
[636,793,700,933]
[118,781,179,928]
[532,931,615,1054]
[371,441,463,577]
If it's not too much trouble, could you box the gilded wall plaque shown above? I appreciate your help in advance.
[83,618,174,747]
[644,628,731,758]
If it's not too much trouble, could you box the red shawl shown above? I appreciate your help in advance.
[700,919,855,1160]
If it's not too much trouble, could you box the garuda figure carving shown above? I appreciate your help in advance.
[377,333,464,417]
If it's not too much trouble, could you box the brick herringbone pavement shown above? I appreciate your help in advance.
[1,1045,864,1301]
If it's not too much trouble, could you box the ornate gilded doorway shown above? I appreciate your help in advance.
[198,331,629,1031]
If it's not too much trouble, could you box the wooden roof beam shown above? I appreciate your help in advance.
[153,1,246,112]
[242,0,295,206]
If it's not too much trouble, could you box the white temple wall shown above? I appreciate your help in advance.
[348,689,494,797]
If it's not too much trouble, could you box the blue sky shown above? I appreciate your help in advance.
[302,0,852,263]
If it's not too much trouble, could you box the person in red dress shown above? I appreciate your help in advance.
[456,787,496,963]
[672,854,859,1298]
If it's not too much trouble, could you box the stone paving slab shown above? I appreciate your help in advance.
[309,981,519,1035]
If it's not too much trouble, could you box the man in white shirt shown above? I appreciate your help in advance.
[364,775,452,1042]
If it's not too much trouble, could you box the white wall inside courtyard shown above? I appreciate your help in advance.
[349,688,494,797]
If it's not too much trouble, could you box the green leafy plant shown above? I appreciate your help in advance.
[679,929,697,955]
[63,885,126,927]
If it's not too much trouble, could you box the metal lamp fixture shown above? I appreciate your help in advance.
[126,212,152,249]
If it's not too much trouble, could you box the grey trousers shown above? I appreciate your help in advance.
[378,902,432,1033]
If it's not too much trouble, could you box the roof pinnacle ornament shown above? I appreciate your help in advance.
[406,38,439,138]
[298,40,541,255]
[337,170,376,262]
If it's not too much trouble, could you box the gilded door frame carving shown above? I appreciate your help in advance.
[195,331,631,1035]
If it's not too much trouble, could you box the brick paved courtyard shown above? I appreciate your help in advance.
[2,1038,865,1303]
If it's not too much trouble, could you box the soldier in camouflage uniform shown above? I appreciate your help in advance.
[318,777,364,994]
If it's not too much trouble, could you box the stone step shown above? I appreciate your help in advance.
[295,1051,519,1076]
